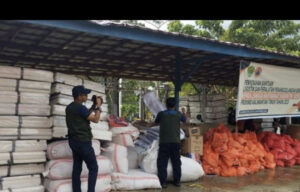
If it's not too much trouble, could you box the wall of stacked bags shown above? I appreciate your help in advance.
[0,66,53,191]
[0,65,168,192]
[50,72,111,140]
[179,94,227,124]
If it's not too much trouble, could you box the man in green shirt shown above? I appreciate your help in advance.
[155,97,186,188]
[65,85,102,192]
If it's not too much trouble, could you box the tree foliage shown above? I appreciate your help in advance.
[167,20,300,109]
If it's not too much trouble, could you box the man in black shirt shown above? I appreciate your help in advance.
[66,85,102,192]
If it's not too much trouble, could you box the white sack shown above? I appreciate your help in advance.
[20,92,50,104]
[45,156,113,180]
[44,174,111,192]
[0,104,16,115]
[47,140,100,160]
[90,121,109,131]
[51,104,66,116]
[51,83,73,96]
[111,169,161,190]
[127,147,139,169]
[14,140,47,152]
[112,134,134,147]
[110,123,140,140]
[18,104,51,116]
[0,78,17,88]
[102,143,128,174]
[83,79,105,93]
[0,141,12,153]
[92,129,112,141]
[52,127,67,138]
[22,116,52,128]
[0,185,44,192]
[0,66,20,79]
[11,151,46,164]
[0,164,45,177]
[50,94,73,106]
[0,174,41,190]
[0,116,52,128]
[52,116,66,127]
[0,153,10,165]
[19,80,51,92]
[54,72,83,86]
[140,141,204,182]
[0,91,17,103]
[23,68,53,82]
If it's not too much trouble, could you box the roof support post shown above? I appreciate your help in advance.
[174,51,182,111]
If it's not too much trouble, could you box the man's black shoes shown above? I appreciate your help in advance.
[161,183,167,188]
[173,182,181,187]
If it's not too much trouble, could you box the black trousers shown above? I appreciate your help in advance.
[68,138,98,192]
[157,143,181,185]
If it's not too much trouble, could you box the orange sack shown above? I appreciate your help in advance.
[258,131,300,167]
[203,124,276,177]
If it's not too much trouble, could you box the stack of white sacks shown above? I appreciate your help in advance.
[102,120,162,190]
[0,65,53,192]
[50,72,111,140]
[44,140,113,192]
[179,94,227,124]
[205,95,227,124]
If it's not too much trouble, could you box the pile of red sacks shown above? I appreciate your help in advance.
[257,132,300,167]
[108,114,128,127]
[202,124,276,177]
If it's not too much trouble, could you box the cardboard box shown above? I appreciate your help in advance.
[287,124,300,141]
[184,127,201,137]
[181,135,203,155]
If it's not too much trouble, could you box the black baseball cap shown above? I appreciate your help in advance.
[72,85,91,98]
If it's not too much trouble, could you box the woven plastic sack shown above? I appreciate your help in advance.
[45,156,113,180]
[111,169,161,190]
[47,140,100,160]
[101,143,128,174]
[44,174,111,192]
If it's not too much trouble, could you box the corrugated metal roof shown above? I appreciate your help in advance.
[0,20,298,87]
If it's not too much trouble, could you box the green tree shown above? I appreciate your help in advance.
[225,20,300,56]
[195,20,225,39]
[167,20,225,38]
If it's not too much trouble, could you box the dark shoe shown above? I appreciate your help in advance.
[173,182,181,187]
[161,183,167,188]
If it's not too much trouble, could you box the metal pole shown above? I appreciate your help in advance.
[118,78,122,117]
[111,78,119,116]
[175,51,182,111]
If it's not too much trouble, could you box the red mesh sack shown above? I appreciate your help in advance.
[285,159,296,167]
[276,160,285,167]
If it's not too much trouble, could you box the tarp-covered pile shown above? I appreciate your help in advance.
[258,132,300,167]
[0,65,53,191]
[202,124,276,177]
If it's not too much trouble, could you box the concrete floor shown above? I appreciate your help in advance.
[131,166,300,192]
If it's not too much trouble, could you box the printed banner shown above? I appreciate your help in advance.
[236,61,300,120]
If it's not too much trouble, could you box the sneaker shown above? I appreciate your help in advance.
[173,182,181,187]
[161,183,167,188]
